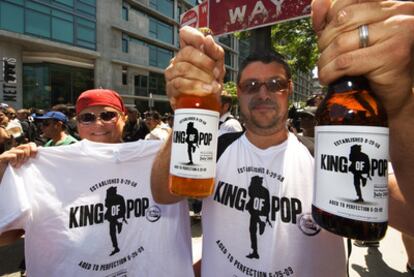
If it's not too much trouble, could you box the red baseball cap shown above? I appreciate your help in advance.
[76,89,125,114]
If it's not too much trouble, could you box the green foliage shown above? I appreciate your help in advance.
[223,81,238,107]
[223,81,237,97]
[237,17,319,77]
[272,17,319,75]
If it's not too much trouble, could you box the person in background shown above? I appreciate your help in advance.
[52,104,80,140]
[122,106,149,142]
[144,110,171,141]
[16,109,37,143]
[306,93,324,107]
[5,106,24,145]
[0,107,12,153]
[218,90,243,135]
[295,105,317,155]
[162,112,174,128]
[34,111,78,147]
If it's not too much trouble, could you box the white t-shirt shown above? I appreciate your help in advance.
[201,133,346,277]
[219,112,243,136]
[0,139,194,277]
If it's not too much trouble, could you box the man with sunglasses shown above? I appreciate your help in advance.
[0,89,194,276]
[151,0,414,272]
[34,111,78,147]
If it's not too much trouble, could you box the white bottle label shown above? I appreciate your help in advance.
[313,125,389,223]
[170,108,219,179]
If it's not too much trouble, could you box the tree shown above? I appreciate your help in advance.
[272,17,319,74]
[223,81,237,97]
[223,81,239,115]
[237,17,319,77]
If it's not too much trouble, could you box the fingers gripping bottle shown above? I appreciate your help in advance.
[312,76,389,241]
[169,28,220,198]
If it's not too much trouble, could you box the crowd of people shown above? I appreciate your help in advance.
[0,103,179,155]
[0,0,413,276]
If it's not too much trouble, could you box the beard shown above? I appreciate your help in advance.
[241,98,287,134]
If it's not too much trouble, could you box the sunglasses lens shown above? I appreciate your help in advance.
[100,111,117,122]
[240,78,288,94]
[79,113,96,123]
[240,80,260,94]
[267,79,288,92]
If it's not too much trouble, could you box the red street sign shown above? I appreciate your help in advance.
[180,1,208,28]
[209,0,311,36]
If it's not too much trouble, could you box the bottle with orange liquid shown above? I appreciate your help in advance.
[312,76,389,241]
[169,28,220,198]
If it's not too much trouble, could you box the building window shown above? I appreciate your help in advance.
[75,17,96,49]
[148,72,165,95]
[76,1,96,17]
[23,63,94,109]
[219,35,232,47]
[122,34,129,53]
[149,17,173,44]
[55,0,74,8]
[149,0,173,18]
[224,51,233,67]
[122,66,128,85]
[25,9,51,37]
[149,45,173,69]
[122,6,128,21]
[135,75,148,96]
[0,0,96,50]
[0,1,24,33]
[52,17,74,43]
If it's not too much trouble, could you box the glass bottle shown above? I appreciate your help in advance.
[312,76,389,241]
[169,28,220,198]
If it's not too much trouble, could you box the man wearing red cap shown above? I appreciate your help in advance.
[0,89,194,276]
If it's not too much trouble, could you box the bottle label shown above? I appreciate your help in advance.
[313,125,389,222]
[170,108,219,179]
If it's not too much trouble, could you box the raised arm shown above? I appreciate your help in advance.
[312,0,414,231]
[0,142,38,182]
[151,26,225,204]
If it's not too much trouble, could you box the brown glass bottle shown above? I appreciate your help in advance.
[312,76,389,241]
[169,90,220,198]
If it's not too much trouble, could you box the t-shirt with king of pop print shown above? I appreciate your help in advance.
[201,133,346,277]
[0,139,194,277]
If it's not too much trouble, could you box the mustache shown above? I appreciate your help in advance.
[249,99,277,109]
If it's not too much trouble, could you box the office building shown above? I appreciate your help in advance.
[0,0,313,112]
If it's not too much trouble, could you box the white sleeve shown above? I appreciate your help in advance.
[0,166,30,233]
[219,119,243,136]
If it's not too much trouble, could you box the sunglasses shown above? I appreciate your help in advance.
[39,120,55,127]
[239,78,289,94]
[78,111,119,125]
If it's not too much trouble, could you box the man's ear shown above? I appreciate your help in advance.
[288,80,294,96]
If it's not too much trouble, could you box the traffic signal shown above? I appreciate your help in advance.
[3,60,16,83]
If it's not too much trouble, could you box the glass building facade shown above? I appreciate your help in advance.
[0,0,96,50]
[0,0,96,109]
[23,63,93,109]
[0,0,315,113]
